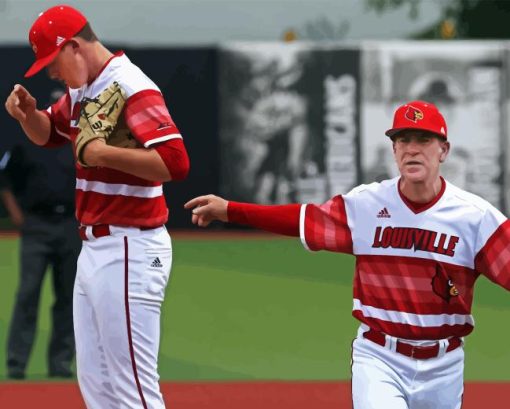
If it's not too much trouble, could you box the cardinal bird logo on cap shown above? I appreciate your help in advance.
[432,263,459,303]
[405,106,424,123]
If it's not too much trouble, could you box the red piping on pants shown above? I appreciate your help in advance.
[124,236,148,409]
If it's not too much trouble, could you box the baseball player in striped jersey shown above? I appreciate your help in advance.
[186,100,510,409]
[5,5,189,408]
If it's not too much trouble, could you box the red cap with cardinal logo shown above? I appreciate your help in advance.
[25,5,87,78]
[385,100,447,140]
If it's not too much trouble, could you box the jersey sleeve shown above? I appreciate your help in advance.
[300,195,353,254]
[474,206,510,290]
[43,91,72,147]
[124,90,182,148]
[227,202,300,236]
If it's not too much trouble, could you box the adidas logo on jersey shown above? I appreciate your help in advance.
[377,207,391,218]
[151,257,163,268]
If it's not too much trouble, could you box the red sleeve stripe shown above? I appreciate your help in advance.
[129,104,171,127]
[125,90,179,144]
[475,219,510,290]
[126,89,161,105]
[302,196,353,253]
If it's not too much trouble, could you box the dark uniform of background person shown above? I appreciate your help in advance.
[0,89,81,379]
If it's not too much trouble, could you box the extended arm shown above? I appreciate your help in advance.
[185,194,353,253]
[184,195,300,235]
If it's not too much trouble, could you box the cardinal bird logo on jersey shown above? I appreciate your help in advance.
[405,106,424,123]
[432,263,459,303]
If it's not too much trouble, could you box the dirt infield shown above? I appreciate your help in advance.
[0,381,505,408]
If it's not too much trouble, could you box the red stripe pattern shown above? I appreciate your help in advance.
[45,91,72,147]
[303,195,353,253]
[44,53,185,227]
[126,90,180,146]
[475,219,510,290]
[353,255,477,339]
[301,179,508,340]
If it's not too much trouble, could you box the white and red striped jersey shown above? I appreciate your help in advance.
[300,177,510,340]
[43,52,182,227]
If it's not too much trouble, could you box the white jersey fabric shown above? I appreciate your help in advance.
[300,177,510,340]
[300,176,510,408]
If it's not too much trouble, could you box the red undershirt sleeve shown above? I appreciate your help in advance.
[227,201,300,237]
[154,138,190,181]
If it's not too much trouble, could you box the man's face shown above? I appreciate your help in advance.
[46,41,88,89]
[392,130,449,183]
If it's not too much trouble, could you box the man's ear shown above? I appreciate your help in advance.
[68,38,80,50]
[439,141,450,163]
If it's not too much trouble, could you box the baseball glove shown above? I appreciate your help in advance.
[75,81,127,167]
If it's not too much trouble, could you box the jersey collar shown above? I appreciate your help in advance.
[398,177,446,214]
[87,50,125,86]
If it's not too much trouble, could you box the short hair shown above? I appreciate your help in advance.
[75,23,98,42]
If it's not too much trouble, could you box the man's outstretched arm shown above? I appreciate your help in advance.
[184,195,300,236]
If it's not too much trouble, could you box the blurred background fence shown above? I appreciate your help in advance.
[1,40,509,227]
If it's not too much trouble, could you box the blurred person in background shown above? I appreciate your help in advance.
[247,60,308,203]
[1,88,80,380]
[186,100,510,409]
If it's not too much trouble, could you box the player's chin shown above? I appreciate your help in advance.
[66,78,88,89]
[401,168,427,183]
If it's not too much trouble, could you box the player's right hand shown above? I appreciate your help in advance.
[5,84,37,123]
[184,194,229,227]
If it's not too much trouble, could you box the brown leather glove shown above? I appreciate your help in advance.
[75,81,127,167]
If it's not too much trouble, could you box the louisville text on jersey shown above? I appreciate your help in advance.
[372,226,460,257]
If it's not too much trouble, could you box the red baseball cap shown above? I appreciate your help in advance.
[385,100,448,140]
[25,5,87,78]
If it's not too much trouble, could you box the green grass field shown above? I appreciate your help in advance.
[0,234,509,382]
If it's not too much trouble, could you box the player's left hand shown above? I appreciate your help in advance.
[184,194,228,227]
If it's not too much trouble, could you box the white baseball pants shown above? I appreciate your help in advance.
[74,226,172,409]
[352,325,464,409]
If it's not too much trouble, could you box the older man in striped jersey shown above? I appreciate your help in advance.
[185,100,509,409]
